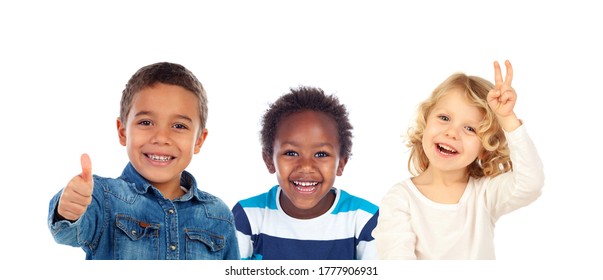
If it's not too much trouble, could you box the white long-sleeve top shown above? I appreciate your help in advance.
[372,125,544,260]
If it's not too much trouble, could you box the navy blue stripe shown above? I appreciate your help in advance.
[357,210,379,245]
[231,203,252,235]
[253,233,356,260]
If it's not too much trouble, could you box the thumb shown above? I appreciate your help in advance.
[487,89,500,104]
[80,153,93,183]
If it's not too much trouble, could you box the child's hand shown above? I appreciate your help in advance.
[57,154,94,222]
[488,60,521,131]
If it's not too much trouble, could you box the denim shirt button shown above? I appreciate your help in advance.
[131,230,136,235]
[168,209,175,214]
[170,244,177,251]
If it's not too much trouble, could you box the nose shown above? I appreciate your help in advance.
[444,126,459,140]
[297,155,316,173]
[151,126,172,145]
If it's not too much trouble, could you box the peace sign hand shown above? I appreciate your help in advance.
[487,60,521,131]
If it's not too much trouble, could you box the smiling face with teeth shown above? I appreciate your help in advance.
[421,88,485,177]
[264,110,347,219]
[117,83,207,199]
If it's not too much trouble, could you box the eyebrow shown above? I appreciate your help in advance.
[134,111,194,123]
[281,141,336,149]
[433,108,482,124]
[174,114,194,123]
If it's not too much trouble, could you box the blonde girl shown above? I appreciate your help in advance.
[372,61,544,259]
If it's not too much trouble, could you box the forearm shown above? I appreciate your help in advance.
[489,124,544,217]
[506,124,545,196]
[48,187,102,248]
[498,112,522,132]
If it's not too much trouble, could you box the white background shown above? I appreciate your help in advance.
[2,0,601,279]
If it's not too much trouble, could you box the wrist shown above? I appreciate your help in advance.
[498,113,521,132]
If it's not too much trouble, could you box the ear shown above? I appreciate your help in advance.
[336,156,349,176]
[478,149,488,161]
[116,118,127,147]
[262,151,276,174]
[193,128,208,154]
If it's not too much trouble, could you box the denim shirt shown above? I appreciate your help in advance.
[48,163,240,260]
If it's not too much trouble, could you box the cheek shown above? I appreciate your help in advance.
[275,168,292,185]
[421,132,433,150]
[422,123,439,138]
[467,138,484,155]
[124,131,137,146]
[273,159,291,176]
[329,161,340,174]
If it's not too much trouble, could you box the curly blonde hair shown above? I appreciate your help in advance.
[407,73,512,178]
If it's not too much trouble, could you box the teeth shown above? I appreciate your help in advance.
[438,144,457,153]
[293,181,318,187]
[293,181,318,193]
[148,154,172,161]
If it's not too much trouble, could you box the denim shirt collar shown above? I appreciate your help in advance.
[119,162,208,202]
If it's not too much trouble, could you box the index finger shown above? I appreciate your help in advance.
[503,60,513,86]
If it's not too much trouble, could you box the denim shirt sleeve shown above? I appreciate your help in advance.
[195,195,241,260]
[222,211,241,260]
[47,177,104,252]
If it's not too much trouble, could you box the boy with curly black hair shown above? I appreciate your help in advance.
[232,86,379,260]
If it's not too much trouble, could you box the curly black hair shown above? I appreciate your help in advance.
[260,86,353,160]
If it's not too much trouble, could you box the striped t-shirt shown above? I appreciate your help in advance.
[232,185,379,260]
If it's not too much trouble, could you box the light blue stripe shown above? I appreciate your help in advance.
[331,189,378,214]
[241,254,263,260]
[238,185,279,210]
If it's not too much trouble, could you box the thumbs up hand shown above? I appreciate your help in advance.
[57,154,94,221]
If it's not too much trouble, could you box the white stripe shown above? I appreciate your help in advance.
[243,207,374,240]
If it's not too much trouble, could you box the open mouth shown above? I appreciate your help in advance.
[146,154,173,162]
[292,181,319,193]
[437,143,458,155]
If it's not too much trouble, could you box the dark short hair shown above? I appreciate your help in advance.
[260,86,353,159]
[119,62,208,129]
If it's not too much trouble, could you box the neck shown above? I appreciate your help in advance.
[412,167,470,204]
[279,189,335,219]
[418,166,469,187]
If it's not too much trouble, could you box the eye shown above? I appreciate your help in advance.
[138,120,152,126]
[314,151,329,158]
[173,123,188,130]
[465,126,476,134]
[438,115,449,121]
[284,150,298,157]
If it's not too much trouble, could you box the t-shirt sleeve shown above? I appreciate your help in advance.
[483,124,545,220]
[372,183,417,260]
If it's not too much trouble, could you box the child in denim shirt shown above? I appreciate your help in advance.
[48,62,239,260]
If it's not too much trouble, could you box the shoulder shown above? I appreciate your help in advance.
[379,180,416,208]
[192,188,231,209]
[188,188,235,223]
[92,174,139,200]
[236,185,279,210]
[232,187,280,234]
[333,189,378,215]
[383,180,414,198]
